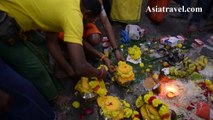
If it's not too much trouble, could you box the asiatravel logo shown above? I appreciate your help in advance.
[146,6,202,13]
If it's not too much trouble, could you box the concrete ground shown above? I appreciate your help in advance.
[59,1,213,120]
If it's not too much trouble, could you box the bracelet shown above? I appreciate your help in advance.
[112,47,120,53]
[100,55,106,61]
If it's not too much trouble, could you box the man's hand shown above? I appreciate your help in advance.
[0,90,12,112]
[98,66,108,79]
[102,57,116,72]
[46,32,74,77]
[114,50,124,61]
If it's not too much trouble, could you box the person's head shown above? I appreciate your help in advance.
[81,0,102,23]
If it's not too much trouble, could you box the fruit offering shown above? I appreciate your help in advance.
[136,92,171,120]
[169,56,208,78]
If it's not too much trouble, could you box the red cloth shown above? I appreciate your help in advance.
[196,101,210,120]
[58,23,102,40]
[83,23,102,38]
[58,32,64,40]
[147,0,170,22]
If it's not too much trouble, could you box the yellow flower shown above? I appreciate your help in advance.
[146,68,151,72]
[158,104,169,116]
[117,62,133,74]
[111,111,119,117]
[121,100,130,108]
[152,99,162,107]
[123,108,133,118]
[148,65,152,68]
[140,63,144,68]
[131,110,140,120]
[135,96,144,108]
[96,88,107,96]
[74,77,92,93]
[116,61,135,84]
[143,94,152,104]
[128,45,142,60]
[176,43,182,48]
[72,101,80,109]
[128,47,135,55]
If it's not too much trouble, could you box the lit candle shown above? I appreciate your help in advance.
[166,86,177,98]
[167,91,176,98]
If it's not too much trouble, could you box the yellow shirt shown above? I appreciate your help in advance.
[0,0,83,45]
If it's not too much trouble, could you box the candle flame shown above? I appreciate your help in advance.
[166,86,177,93]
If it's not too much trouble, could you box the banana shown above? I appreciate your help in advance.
[183,57,189,62]
[146,104,159,117]
[198,59,205,67]
[196,65,203,71]
[145,104,161,119]
[140,105,150,120]
[203,57,208,65]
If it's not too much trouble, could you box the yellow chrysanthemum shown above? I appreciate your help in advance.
[143,94,153,104]
[98,96,126,119]
[116,61,135,84]
[152,99,163,107]
[72,101,80,109]
[117,62,133,74]
[123,108,133,118]
[135,96,144,108]
[131,110,140,120]
[158,104,169,116]
[128,45,142,60]
[117,74,135,84]
[75,77,108,96]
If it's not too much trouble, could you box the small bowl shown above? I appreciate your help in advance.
[81,92,97,101]
[170,109,178,120]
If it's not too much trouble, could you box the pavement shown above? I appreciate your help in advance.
[58,1,213,120]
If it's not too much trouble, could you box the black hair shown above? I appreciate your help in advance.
[81,0,102,17]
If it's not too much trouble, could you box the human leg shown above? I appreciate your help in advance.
[0,13,63,101]
[0,59,55,120]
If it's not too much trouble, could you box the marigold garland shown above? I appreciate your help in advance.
[135,92,170,119]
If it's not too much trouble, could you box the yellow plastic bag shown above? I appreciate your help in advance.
[110,0,143,23]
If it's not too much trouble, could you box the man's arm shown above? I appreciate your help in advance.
[83,40,115,72]
[99,0,124,61]
[46,32,107,78]
[66,42,107,77]
[45,32,74,76]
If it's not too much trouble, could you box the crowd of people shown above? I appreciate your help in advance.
[0,0,123,119]
[0,0,212,120]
